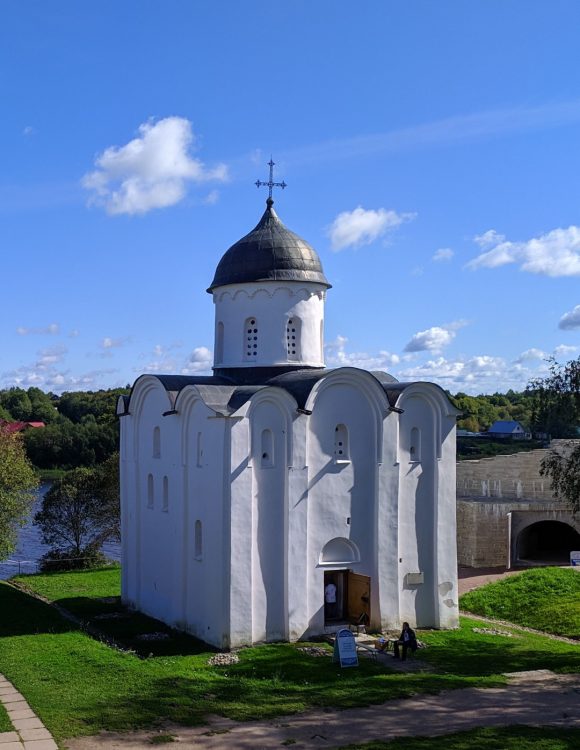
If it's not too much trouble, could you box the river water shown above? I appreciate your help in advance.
[0,483,121,580]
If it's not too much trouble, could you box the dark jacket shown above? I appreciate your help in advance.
[399,626,417,647]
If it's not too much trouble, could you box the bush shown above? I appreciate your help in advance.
[39,547,108,572]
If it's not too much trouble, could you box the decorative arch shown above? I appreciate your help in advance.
[304,368,388,463]
[396,382,459,461]
[242,387,297,468]
[128,375,175,461]
[319,537,360,567]
[175,386,216,467]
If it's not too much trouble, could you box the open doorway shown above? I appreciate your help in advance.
[324,570,370,625]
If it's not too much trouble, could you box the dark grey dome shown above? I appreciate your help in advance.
[208,199,331,292]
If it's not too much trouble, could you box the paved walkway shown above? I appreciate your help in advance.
[0,673,57,750]
[457,565,527,595]
[64,669,580,750]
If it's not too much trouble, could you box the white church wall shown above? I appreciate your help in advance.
[178,390,229,646]
[303,372,385,636]
[397,385,459,629]
[212,282,326,368]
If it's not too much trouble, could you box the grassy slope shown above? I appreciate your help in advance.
[460,568,580,638]
[341,726,580,750]
[3,568,580,743]
[0,702,12,733]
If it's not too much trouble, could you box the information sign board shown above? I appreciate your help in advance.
[570,551,580,567]
[333,627,358,668]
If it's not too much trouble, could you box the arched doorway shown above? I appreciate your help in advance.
[517,520,580,565]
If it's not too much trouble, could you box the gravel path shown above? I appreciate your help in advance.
[64,670,580,750]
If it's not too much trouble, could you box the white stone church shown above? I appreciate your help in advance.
[118,193,460,649]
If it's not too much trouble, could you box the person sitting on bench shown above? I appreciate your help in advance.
[393,622,417,660]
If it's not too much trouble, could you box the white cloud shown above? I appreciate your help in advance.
[16,323,59,336]
[432,247,454,262]
[203,189,220,205]
[327,206,415,251]
[69,329,80,338]
[473,229,505,248]
[515,348,547,362]
[554,344,579,358]
[22,126,35,137]
[467,226,580,277]
[181,346,213,374]
[403,320,467,353]
[325,335,400,370]
[82,117,228,216]
[101,336,130,350]
[559,304,580,330]
[37,345,68,365]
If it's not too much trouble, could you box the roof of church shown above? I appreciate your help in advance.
[207,199,331,292]
[122,367,419,417]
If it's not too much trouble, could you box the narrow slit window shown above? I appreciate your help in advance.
[194,520,202,560]
[260,428,274,468]
[244,317,258,360]
[286,317,301,360]
[216,321,224,364]
[334,424,349,462]
[410,427,421,462]
[162,475,169,512]
[147,474,154,509]
[153,426,161,458]
[196,431,203,467]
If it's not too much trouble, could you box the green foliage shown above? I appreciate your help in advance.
[460,568,580,638]
[0,701,12,733]
[528,356,580,438]
[451,389,535,433]
[341,726,580,750]
[0,386,57,423]
[541,444,580,513]
[34,458,120,566]
[0,429,38,560]
[457,437,544,461]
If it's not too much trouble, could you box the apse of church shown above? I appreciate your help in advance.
[118,162,460,648]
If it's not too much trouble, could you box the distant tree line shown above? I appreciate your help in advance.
[0,386,128,470]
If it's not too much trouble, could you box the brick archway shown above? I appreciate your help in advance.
[516,520,580,565]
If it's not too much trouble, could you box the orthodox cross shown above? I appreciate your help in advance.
[255,158,287,200]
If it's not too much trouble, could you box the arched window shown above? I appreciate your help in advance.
[334,424,349,462]
[410,427,421,462]
[153,426,161,459]
[244,317,258,360]
[147,474,154,509]
[260,428,274,468]
[216,322,224,364]
[286,317,301,360]
[162,476,169,512]
[194,520,202,560]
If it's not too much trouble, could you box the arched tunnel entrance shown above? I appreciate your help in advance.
[517,521,580,565]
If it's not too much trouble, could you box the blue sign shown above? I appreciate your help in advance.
[333,628,358,668]
[571,551,580,567]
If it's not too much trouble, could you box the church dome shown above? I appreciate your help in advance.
[208,199,331,292]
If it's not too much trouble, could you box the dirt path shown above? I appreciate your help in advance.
[65,670,580,750]
[457,566,527,595]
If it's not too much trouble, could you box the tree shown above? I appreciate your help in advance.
[0,428,38,560]
[34,455,120,568]
[529,356,580,513]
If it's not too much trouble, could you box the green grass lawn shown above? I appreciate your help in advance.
[341,726,580,750]
[460,567,580,638]
[2,567,580,744]
[0,701,12,733]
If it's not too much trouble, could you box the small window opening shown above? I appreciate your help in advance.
[244,317,258,360]
[216,322,224,364]
[147,474,154,509]
[334,424,350,462]
[194,520,202,560]
[286,317,301,360]
[196,431,203,467]
[162,476,169,512]
[260,428,274,468]
[153,426,161,458]
[410,427,421,462]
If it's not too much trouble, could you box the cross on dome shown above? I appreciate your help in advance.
[255,158,287,202]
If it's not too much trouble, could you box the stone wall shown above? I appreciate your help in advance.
[456,441,579,568]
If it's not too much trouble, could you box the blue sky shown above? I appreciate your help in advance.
[2,0,580,395]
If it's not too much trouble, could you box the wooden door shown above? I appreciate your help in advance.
[347,572,371,625]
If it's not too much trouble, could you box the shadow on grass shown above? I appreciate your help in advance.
[0,584,76,637]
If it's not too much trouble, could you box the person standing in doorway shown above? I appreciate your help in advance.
[324,578,337,620]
